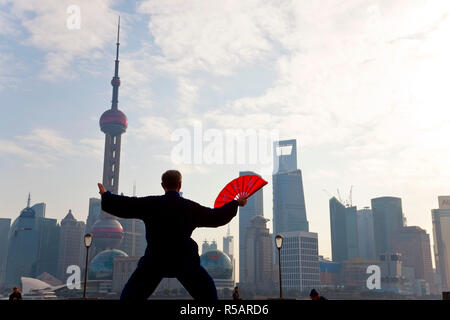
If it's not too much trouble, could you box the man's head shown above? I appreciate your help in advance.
[161,170,182,192]
[13,287,18,293]
[234,286,239,292]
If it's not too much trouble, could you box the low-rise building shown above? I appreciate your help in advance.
[340,257,380,290]
[319,257,341,289]
[112,256,140,294]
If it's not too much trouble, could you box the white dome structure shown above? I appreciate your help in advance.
[21,277,67,299]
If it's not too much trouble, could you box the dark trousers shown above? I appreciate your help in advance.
[120,256,218,301]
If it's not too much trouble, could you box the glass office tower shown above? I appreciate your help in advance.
[238,171,264,285]
[371,196,404,257]
[329,197,358,262]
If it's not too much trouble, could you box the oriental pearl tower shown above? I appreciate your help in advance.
[91,18,127,255]
[100,16,127,198]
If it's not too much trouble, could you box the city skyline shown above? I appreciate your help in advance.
[3,170,447,283]
[2,0,450,284]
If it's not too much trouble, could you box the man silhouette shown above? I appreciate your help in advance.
[97,170,246,301]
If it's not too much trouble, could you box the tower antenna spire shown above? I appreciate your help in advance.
[27,193,31,208]
[99,16,127,195]
[111,16,121,110]
[115,16,120,67]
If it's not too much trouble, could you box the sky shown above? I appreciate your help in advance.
[1,0,450,282]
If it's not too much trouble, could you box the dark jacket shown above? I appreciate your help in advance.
[101,190,238,275]
[9,292,22,301]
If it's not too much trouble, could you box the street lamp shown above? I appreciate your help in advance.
[83,233,93,299]
[275,235,283,299]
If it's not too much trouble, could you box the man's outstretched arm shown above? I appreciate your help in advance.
[192,198,247,228]
[98,183,150,219]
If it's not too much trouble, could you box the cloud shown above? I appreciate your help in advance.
[79,138,104,157]
[176,77,198,115]
[19,128,76,155]
[1,0,121,80]
[0,53,22,91]
[131,116,174,142]
[1,128,105,167]
[0,139,34,158]
[0,138,55,168]
[124,1,450,197]
[0,9,20,36]
[138,0,280,76]
[388,12,449,43]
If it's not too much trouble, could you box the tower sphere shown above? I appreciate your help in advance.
[111,78,121,87]
[91,218,124,250]
[99,109,128,134]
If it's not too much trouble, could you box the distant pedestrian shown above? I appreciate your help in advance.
[309,288,327,300]
[232,287,242,300]
[9,287,22,301]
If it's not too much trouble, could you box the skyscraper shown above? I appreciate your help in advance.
[357,207,376,260]
[279,231,320,294]
[6,196,39,287]
[6,195,60,286]
[32,217,60,278]
[392,226,434,293]
[329,197,358,262]
[272,139,309,266]
[86,198,101,233]
[238,170,263,285]
[272,139,309,235]
[432,196,450,290]
[223,225,235,288]
[223,225,234,261]
[31,203,46,218]
[242,216,273,292]
[371,196,404,256]
[0,218,11,287]
[57,210,86,282]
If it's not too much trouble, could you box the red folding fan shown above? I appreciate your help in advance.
[214,175,268,208]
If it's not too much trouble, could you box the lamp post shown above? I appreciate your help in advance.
[275,235,283,299]
[83,233,93,299]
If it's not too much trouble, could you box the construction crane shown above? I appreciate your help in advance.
[324,187,354,206]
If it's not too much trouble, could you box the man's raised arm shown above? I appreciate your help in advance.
[192,198,247,228]
[98,183,150,219]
